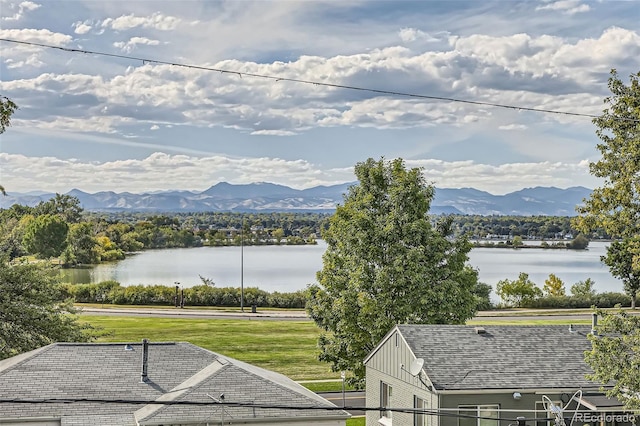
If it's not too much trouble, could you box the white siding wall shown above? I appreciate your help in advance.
[366,330,438,426]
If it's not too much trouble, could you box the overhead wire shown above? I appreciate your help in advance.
[1,38,638,123]
[0,397,553,422]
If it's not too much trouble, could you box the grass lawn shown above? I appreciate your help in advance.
[85,316,335,381]
[83,314,591,381]
[346,417,365,426]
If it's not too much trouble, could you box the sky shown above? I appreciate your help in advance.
[0,0,639,195]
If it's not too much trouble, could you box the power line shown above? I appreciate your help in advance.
[0,397,550,421]
[2,38,637,123]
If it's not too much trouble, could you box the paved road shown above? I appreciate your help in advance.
[79,307,635,322]
[79,307,310,321]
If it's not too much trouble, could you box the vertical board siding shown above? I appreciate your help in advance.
[366,331,439,426]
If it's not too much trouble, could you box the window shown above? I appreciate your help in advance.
[380,381,393,419]
[415,396,428,426]
[458,405,499,426]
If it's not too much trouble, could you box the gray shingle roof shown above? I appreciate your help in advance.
[0,342,348,425]
[396,324,598,391]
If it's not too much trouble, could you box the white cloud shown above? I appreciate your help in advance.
[0,152,349,193]
[4,52,43,68]
[409,159,598,195]
[2,24,638,139]
[2,1,40,21]
[101,12,181,31]
[113,36,161,53]
[398,28,442,43]
[251,130,297,136]
[0,151,600,195]
[13,115,130,134]
[0,28,72,46]
[536,0,590,15]
[150,124,159,130]
[73,21,92,34]
[499,124,528,131]
[449,27,640,79]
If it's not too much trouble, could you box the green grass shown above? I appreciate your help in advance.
[300,381,357,393]
[83,313,593,381]
[346,417,365,426]
[85,315,334,381]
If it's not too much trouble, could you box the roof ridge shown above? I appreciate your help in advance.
[134,356,227,423]
[0,343,55,373]
[222,357,341,410]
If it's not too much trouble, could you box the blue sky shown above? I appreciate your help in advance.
[1,0,639,194]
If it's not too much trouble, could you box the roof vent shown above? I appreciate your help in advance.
[474,327,487,334]
[141,339,149,383]
[124,344,134,351]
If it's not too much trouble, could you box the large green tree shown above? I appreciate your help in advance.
[496,272,542,307]
[306,158,479,386]
[22,214,69,258]
[603,238,640,308]
[61,222,99,265]
[0,96,18,196]
[575,70,640,308]
[34,194,84,224]
[585,309,640,409]
[0,257,96,359]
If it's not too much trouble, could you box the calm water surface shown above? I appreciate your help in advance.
[61,241,622,295]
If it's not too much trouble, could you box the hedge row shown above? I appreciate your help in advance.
[522,292,633,309]
[60,281,307,309]
[59,281,634,311]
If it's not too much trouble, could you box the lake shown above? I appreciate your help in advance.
[60,241,623,296]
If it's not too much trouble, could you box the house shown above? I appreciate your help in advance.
[0,340,349,425]
[364,322,633,426]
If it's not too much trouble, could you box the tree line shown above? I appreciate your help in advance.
[0,198,324,266]
[2,196,603,267]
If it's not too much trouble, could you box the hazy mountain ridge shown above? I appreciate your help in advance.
[1,183,592,216]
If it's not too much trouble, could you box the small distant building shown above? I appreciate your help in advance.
[364,322,631,426]
[0,341,349,426]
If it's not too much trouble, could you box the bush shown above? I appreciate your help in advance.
[63,282,308,308]
[523,293,632,309]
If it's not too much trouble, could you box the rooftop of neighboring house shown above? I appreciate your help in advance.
[0,341,349,425]
[368,324,601,392]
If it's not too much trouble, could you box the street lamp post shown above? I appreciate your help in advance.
[341,371,346,407]
[240,218,244,313]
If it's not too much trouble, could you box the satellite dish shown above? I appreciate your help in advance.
[409,358,424,376]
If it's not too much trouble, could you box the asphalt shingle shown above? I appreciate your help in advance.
[0,341,348,425]
[396,324,597,391]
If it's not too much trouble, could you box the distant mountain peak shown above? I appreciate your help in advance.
[0,184,593,216]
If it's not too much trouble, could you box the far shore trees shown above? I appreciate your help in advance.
[574,70,640,309]
[307,158,479,386]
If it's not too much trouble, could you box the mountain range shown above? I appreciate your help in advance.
[0,183,592,216]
